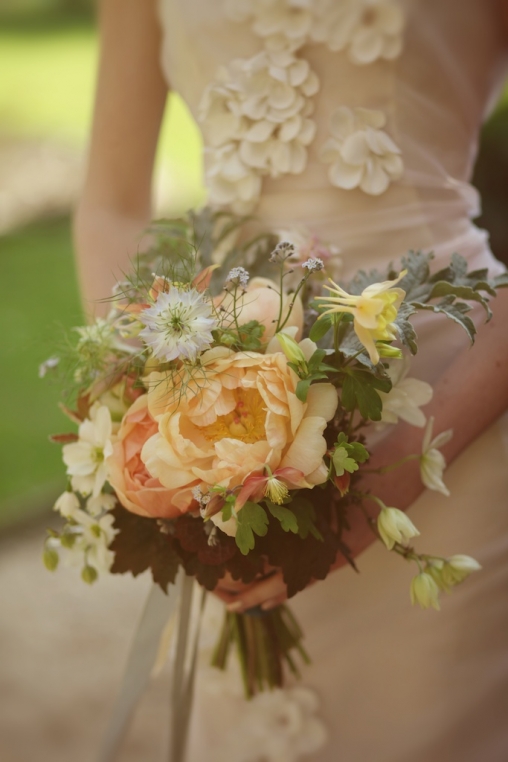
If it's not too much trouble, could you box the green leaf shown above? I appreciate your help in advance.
[394,302,418,355]
[309,316,333,343]
[235,502,269,555]
[291,498,323,541]
[396,250,434,301]
[412,299,477,344]
[296,378,312,402]
[221,502,233,523]
[347,441,369,463]
[428,281,492,320]
[342,371,390,421]
[332,446,359,476]
[266,501,299,533]
[307,349,327,372]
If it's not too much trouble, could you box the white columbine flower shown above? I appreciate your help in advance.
[442,555,482,587]
[379,357,433,427]
[320,106,404,196]
[139,287,218,363]
[410,572,440,610]
[377,506,420,550]
[420,417,453,496]
[62,404,113,498]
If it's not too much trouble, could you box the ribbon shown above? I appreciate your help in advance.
[98,572,184,762]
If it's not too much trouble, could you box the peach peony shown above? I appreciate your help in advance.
[142,347,338,533]
[218,277,304,344]
[108,394,198,518]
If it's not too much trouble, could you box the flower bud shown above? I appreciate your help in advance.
[410,572,440,610]
[54,491,80,520]
[442,555,482,587]
[43,548,59,572]
[376,343,403,359]
[377,507,420,550]
[274,332,307,367]
[81,565,98,585]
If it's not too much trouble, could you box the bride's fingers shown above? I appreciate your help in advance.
[225,572,287,613]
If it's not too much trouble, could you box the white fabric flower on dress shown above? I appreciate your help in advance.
[320,106,404,195]
[200,51,319,212]
[139,286,218,363]
[420,416,453,496]
[312,0,405,64]
[224,0,315,53]
[62,404,113,498]
[379,357,433,427]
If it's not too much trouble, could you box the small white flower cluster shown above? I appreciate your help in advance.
[226,267,250,287]
[200,50,319,212]
[320,106,404,195]
[224,0,405,64]
[139,286,218,363]
[269,240,297,263]
[302,257,324,272]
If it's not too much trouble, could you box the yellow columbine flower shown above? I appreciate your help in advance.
[316,271,407,364]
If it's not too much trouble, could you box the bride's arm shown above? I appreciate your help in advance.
[74,0,167,318]
[216,288,508,611]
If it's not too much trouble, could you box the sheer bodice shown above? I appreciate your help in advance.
[158,0,508,273]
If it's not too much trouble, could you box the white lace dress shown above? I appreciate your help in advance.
[156,1,508,759]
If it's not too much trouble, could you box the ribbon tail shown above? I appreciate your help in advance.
[98,574,183,762]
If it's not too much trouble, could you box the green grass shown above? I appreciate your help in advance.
[0,217,83,525]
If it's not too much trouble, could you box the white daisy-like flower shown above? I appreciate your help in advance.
[64,508,116,575]
[200,50,319,212]
[420,416,453,496]
[139,287,218,363]
[379,357,433,427]
[53,491,80,520]
[62,404,113,498]
[86,492,117,517]
[312,0,405,65]
[320,106,404,196]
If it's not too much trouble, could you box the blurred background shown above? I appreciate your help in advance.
[1,2,507,760]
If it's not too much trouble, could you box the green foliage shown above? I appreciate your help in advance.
[341,369,392,421]
[266,501,299,534]
[290,497,323,541]
[309,315,333,343]
[332,434,369,476]
[235,502,269,555]
[291,348,336,402]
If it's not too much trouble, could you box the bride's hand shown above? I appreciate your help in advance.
[214,569,288,613]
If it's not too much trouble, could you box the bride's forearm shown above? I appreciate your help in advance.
[73,202,149,318]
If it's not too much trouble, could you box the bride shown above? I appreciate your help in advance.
[75,1,508,760]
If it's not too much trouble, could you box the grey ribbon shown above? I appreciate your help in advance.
[98,573,184,762]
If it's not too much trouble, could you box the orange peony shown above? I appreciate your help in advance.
[142,347,338,533]
[108,394,197,518]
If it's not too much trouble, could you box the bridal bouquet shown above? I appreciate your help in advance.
[43,209,506,700]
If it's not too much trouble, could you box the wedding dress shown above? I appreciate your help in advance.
[156,1,508,759]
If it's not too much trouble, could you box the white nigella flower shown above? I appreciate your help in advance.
[62,404,113,498]
[420,417,453,497]
[312,0,405,65]
[200,50,319,212]
[66,508,116,575]
[139,287,218,363]
[377,506,420,550]
[320,106,404,196]
[379,357,433,427]
[226,267,250,287]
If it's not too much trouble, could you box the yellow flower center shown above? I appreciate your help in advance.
[200,388,266,444]
[264,477,289,505]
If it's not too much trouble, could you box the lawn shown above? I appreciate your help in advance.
[0,12,203,526]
